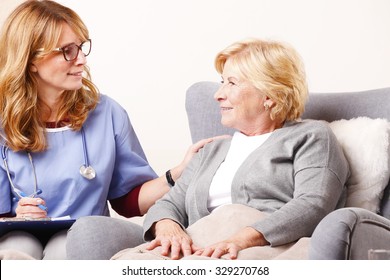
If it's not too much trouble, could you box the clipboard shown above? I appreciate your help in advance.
[0,218,76,237]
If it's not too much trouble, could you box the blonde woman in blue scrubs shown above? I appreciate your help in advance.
[0,0,209,260]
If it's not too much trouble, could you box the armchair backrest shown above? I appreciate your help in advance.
[185,81,390,218]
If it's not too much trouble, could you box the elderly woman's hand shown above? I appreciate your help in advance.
[146,219,199,260]
[194,227,268,259]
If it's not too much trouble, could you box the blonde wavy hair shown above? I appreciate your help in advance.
[215,38,308,122]
[0,0,99,152]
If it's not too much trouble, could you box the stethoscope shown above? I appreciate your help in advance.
[1,127,96,200]
[79,127,96,180]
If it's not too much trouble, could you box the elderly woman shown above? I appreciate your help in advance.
[67,38,350,260]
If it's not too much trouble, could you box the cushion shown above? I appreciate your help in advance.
[328,117,390,213]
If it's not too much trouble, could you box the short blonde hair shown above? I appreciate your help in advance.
[0,0,99,152]
[215,38,308,122]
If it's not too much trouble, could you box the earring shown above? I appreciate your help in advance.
[264,104,270,111]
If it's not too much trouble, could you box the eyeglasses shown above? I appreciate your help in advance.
[47,39,92,61]
[54,39,91,61]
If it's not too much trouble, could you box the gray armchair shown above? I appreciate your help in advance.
[185,81,390,260]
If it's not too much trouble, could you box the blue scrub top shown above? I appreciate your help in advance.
[0,94,157,218]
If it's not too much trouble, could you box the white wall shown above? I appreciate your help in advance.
[2,0,390,174]
[0,0,25,26]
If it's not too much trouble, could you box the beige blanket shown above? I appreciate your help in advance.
[0,249,36,260]
[112,204,310,260]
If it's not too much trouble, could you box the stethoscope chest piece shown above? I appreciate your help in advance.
[79,127,95,180]
[80,165,96,180]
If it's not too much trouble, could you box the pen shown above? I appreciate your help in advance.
[19,191,48,211]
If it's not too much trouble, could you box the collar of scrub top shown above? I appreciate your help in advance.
[1,127,96,200]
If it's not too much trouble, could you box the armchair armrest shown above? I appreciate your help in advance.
[309,207,390,259]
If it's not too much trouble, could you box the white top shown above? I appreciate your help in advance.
[207,131,272,211]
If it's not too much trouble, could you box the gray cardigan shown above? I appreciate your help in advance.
[144,120,350,246]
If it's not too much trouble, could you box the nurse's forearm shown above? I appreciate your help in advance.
[138,176,170,215]
[138,162,186,215]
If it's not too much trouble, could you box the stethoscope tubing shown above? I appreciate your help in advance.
[1,126,95,201]
[1,145,38,199]
[80,127,90,168]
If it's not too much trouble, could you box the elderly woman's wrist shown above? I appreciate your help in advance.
[155,219,179,234]
[237,227,269,248]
